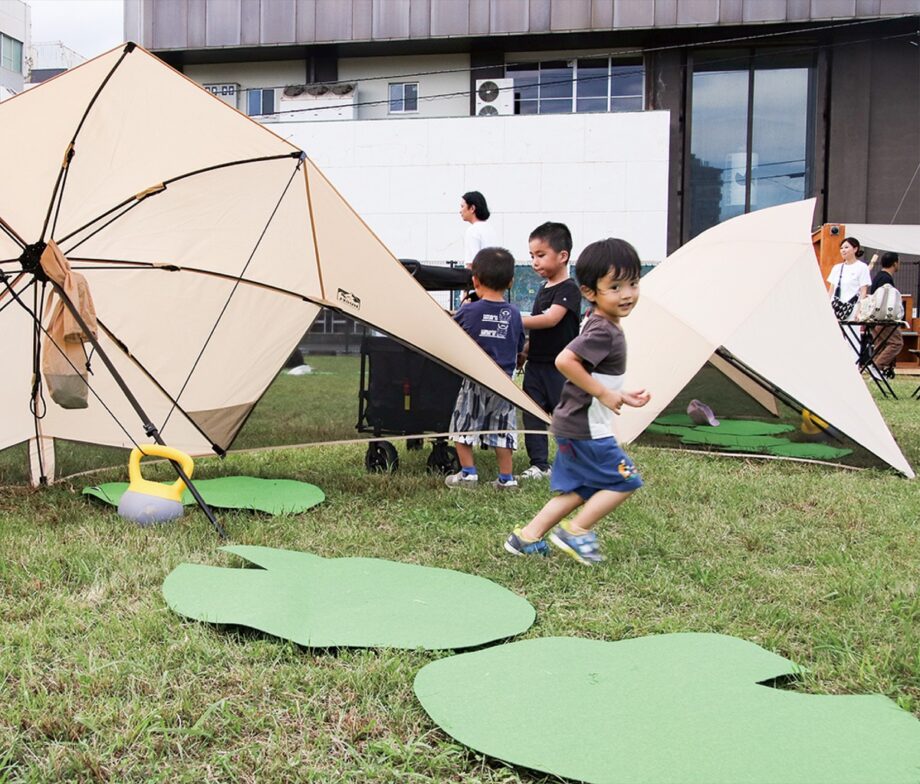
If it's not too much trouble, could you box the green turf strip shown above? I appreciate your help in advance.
[764,443,854,460]
[678,431,791,451]
[702,420,795,436]
[163,546,535,650]
[414,634,920,784]
[646,424,698,437]
[83,476,325,515]
[652,415,795,437]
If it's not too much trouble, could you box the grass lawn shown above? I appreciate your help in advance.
[1,360,918,782]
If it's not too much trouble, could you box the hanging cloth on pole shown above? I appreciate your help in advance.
[40,240,98,409]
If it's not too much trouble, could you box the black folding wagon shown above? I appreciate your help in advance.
[356,261,472,473]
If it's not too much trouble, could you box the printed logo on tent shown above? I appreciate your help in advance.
[337,288,361,310]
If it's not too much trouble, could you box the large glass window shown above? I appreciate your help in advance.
[1,34,23,73]
[687,50,814,240]
[508,57,644,115]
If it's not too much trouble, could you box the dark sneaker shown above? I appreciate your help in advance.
[504,528,549,557]
[549,524,604,565]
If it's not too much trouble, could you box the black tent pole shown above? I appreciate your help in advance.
[41,273,227,539]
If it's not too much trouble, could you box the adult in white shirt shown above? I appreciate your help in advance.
[827,235,871,361]
[827,236,871,314]
[460,191,497,267]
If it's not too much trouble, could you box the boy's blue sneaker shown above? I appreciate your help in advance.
[504,528,549,557]
[549,523,604,565]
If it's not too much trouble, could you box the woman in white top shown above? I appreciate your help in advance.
[826,236,871,316]
[460,191,497,267]
[827,236,872,361]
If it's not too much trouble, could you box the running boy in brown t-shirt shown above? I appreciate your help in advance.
[504,238,650,564]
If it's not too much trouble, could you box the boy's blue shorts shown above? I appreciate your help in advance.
[550,436,643,500]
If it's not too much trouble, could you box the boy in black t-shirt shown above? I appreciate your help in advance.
[517,222,581,480]
[505,238,650,564]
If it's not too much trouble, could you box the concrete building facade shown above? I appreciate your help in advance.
[0,0,28,95]
[126,0,920,254]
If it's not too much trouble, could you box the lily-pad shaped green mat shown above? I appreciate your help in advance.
[163,546,535,650]
[83,477,325,515]
[678,431,791,451]
[414,634,920,784]
[653,415,795,436]
[764,443,853,460]
[646,423,697,437]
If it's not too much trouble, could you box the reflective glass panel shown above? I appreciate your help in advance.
[611,95,643,113]
[388,83,401,112]
[404,82,419,112]
[751,68,809,210]
[539,61,573,101]
[689,65,749,238]
[577,59,608,98]
[611,65,643,97]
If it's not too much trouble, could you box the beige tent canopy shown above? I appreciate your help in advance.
[614,199,914,478]
[0,43,548,488]
[844,224,920,255]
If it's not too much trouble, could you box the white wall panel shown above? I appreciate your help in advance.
[268,111,670,263]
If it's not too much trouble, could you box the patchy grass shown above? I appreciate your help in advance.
[0,367,918,782]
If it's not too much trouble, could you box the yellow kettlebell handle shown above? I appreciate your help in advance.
[127,445,195,503]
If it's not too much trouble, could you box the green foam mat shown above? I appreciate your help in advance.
[764,443,854,460]
[414,634,920,784]
[83,476,325,515]
[702,420,795,436]
[646,423,698,437]
[163,546,535,650]
[678,431,791,451]
[652,415,795,436]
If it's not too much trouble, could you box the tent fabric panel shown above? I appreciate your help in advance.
[79,269,318,421]
[723,254,914,478]
[52,47,295,246]
[617,199,912,477]
[38,328,215,454]
[28,435,55,487]
[843,224,920,255]
[304,160,550,425]
[188,402,255,449]
[0,49,129,244]
[638,201,815,346]
[708,353,780,417]
[0,292,44,451]
[67,158,319,296]
[1,233,21,261]
[615,299,720,443]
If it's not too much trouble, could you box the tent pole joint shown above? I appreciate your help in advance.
[19,242,48,280]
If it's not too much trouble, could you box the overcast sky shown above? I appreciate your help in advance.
[28,0,124,59]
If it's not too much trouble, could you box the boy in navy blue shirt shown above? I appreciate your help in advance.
[505,238,650,563]
[518,222,581,479]
[447,247,525,490]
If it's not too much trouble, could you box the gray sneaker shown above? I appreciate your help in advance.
[519,465,551,480]
[445,470,478,488]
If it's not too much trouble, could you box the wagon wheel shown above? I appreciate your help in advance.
[427,442,460,475]
[365,441,399,473]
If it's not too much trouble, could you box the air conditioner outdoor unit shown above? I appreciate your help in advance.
[203,82,240,108]
[475,78,514,116]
